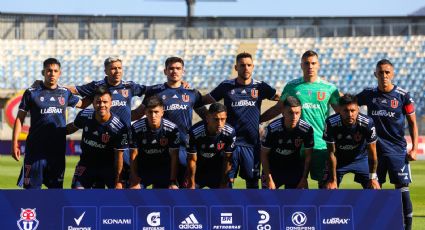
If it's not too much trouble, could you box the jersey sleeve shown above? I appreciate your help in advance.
[224,129,236,153]
[261,125,274,149]
[114,126,129,150]
[193,89,204,109]
[18,89,32,112]
[209,82,225,102]
[402,92,415,115]
[141,87,154,106]
[186,130,197,154]
[169,127,181,149]
[304,126,315,149]
[329,85,340,105]
[131,82,147,97]
[67,90,80,108]
[75,81,96,97]
[279,83,292,101]
[73,110,87,129]
[356,90,367,106]
[322,119,335,143]
[129,125,139,149]
[366,119,378,144]
[260,82,277,100]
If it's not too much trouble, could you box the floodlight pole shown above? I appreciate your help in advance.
[185,0,195,27]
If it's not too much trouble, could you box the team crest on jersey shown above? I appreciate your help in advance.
[39,97,44,102]
[17,208,39,230]
[231,89,235,94]
[216,142,225,151]
[101,133,110,143]
[58,96,65,106]
[294,138,303,147]
[317,92,326,101]
[354,132,362,142]
[182,94,190,102]
[391,99,399,108]
[120,89,129,98]
[251,89,258,98]
[160,137,168,146]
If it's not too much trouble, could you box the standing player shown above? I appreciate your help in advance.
[357,59,418,230]
[133,57,205,186]
[186,102,236,189]
[322,94,380,189]
[261,50,340,187]
[67,86,128,189]
[128,96,180,189]
[203,52,280,188]
[261,96,314,189]
[12,58,82,189]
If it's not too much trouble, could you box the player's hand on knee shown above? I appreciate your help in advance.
[169,184,179,189]
[325,181,337,189]
[115,182,124,189]
[407,149,417,161]
[368,179,381,189]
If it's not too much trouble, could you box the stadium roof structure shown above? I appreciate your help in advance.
[146,0,236,27]
[411,5,425,16]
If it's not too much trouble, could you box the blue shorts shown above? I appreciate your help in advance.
[323,159,369,187]
[262,167,303,189]
[229,145,260,180]
[17,157,65,189]
[377,151,411,185]
[71,163,115,189]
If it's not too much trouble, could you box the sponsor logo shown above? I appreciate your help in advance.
[257,210,271,230]
[111,100,127,107]
[17,208,39,230]
[275,148,293,156]
[212,212,242,229]
[83,138,106,149]
[231,100,256,107]
[145,149,164,155]
[353,132,362,142]
[220,213,232,224]
[40,107,63,114]
[67,211,93,230]
[338,144,358,150]
[371,110,395,118]
[143,212,165,230]
[302,103,320,109]
[179,213,202,229]
[102,218,132,225]
[50,97,56,101]
[165,104,188,111]
[322,217,350,225]
[292,212,307,227]
[201,152,216,158]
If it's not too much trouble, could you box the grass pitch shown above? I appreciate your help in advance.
[1,155,424,229]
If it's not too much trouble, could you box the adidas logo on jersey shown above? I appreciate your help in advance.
[241,90,247,94]
[346,135,352,140]
[173,95,178,99]
[93,131,99,136]
[179,213,202,229]
[50,97,55,101]
[151,140,157,144]
[113,90,118,94]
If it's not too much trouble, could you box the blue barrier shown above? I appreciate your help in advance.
[0,189,402,230]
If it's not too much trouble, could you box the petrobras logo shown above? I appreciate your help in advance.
[111,100,127,107]
[40,107,63,114]
[322,217,350,225]
[302,103,320,109]
[143,212,164,230]
[231,100,256,107]
[165,104,188,111]
[211,212,241,229]
[102,218,132,225]
[257,210,271,230]
[17,208,39,230]
[371,110,395,118]
[179,213,203,229]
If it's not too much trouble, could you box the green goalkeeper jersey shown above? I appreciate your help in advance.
[280,77,340,150]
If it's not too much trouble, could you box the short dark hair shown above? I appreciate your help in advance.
[208,102,227,114]
[236,52,253,63]
[339,94,358,106]
[104,56,122,68]
[301,50,319,61]
[43,58,61,69]
[283,96,301,108]
[94,85,111,98]
[376,59,393,68]
[145,95,164,109]
[165,57,184,68]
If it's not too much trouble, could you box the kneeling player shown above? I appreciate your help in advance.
[261,96,314,189]
[186,103,236,189]
[128,96,180,189]
[323,94,380,189]
[67,86,129,189]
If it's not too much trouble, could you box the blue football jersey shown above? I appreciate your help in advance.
[76,77,147,128]
[357,86,415,155]
[262,118,314,168]
[74,109,129,167]
[19,84,80,159]
[209,79,276,147]
[131,117,180,172]
[142,83,203,144]
[323,113,377,165]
